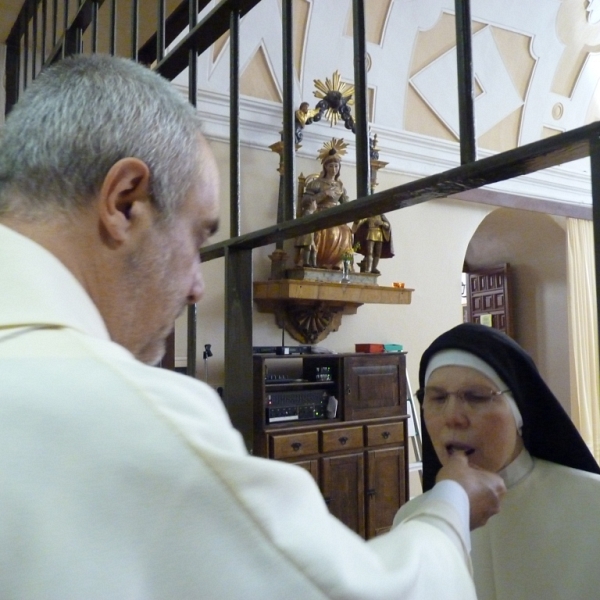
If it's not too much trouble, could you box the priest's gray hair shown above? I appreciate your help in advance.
[0,54,203,220]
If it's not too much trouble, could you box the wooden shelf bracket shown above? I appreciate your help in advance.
[253,278,413,344]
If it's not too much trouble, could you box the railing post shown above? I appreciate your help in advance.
[223,247,254,449]
[281,0,296,222]
[455,0,476,164]
[229,7,241,238]
[186,0,200,378]
[590,136,600,360]
[352,0,369,198]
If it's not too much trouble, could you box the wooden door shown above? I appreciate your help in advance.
[465,264,513,336]
[321,452,365,537]
[365,447,406,539]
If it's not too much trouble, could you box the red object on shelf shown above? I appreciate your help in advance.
[355,343,385,353]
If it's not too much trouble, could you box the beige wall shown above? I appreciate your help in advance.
[180,148,573,497]
[167,2,581,477]
[465,209,570,412]
[177,141,496,396]
[176,141,572,419]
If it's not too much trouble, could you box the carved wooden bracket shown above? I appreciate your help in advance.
[271,301,357,344]
[253,279,412,344]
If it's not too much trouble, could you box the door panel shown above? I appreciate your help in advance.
[465,264,513,336]
[365,447,406,539]
[321,452,365,537]
[343,355,406,420]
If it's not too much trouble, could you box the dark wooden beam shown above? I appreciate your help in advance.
[154,0,262,80]
[200,120,600,262]
[138,0,211,65]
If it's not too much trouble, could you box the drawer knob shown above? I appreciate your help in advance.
[339,436,348,445]
[291,442,302,451]
[381,431,390,440]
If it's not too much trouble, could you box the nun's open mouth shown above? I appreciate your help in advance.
[446,442,475,456]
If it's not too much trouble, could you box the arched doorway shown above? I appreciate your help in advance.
[464,208,570,412]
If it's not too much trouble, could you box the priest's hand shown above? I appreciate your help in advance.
[436,452,506,530]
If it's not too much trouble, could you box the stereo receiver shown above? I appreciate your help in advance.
[266,389,329,423]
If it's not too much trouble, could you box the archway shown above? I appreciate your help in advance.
[464,208,570,412]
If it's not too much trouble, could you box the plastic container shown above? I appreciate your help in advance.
[383,344,403,352]
[355,343,385,353]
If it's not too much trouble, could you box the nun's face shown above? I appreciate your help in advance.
[423,366,523,473]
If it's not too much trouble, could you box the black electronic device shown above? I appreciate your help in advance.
[265,374,305,384]
[253,345,313,355]
[266,389,329,424]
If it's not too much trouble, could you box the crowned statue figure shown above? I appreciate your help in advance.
[298,139,354,269]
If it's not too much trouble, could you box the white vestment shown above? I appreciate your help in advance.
[0,223,476,600]
[396,449,600,600]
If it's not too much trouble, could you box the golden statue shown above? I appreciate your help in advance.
[352,214,394,274]
[294,195,318,267]
[298,138,353,269]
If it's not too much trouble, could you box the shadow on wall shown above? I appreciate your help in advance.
[463,208,569,413]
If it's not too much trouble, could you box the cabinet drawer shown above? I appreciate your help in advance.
[321,426,364,453]
[270,431,319,459]
[365,422,404,447]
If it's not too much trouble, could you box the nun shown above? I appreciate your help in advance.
[395,323,600,600]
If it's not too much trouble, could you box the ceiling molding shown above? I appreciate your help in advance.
[180,85,593,213]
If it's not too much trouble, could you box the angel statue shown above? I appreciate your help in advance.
[297,138,353,269]
[294,102,320,144]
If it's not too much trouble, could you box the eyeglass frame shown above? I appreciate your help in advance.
[416,386,511,409]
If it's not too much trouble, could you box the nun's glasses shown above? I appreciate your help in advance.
[418,385,511,411]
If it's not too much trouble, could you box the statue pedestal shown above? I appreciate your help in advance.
[286,266,378,286]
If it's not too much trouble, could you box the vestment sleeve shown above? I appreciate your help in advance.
[147,375,478,599]
[392,482,471,557]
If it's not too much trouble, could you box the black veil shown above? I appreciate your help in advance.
[418,323,600,491]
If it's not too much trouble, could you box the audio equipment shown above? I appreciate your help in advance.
[266,389,329,423]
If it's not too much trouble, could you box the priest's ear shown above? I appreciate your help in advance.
[97,158,153,243]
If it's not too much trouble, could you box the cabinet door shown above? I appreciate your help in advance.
[365,446,406,539]
[321,452,365,537]
[343,355,406,420]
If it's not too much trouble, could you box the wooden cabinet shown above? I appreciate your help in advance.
[254,353,409,539]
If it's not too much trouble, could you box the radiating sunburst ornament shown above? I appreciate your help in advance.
[317,138,349,164]
[313,70,355,128]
